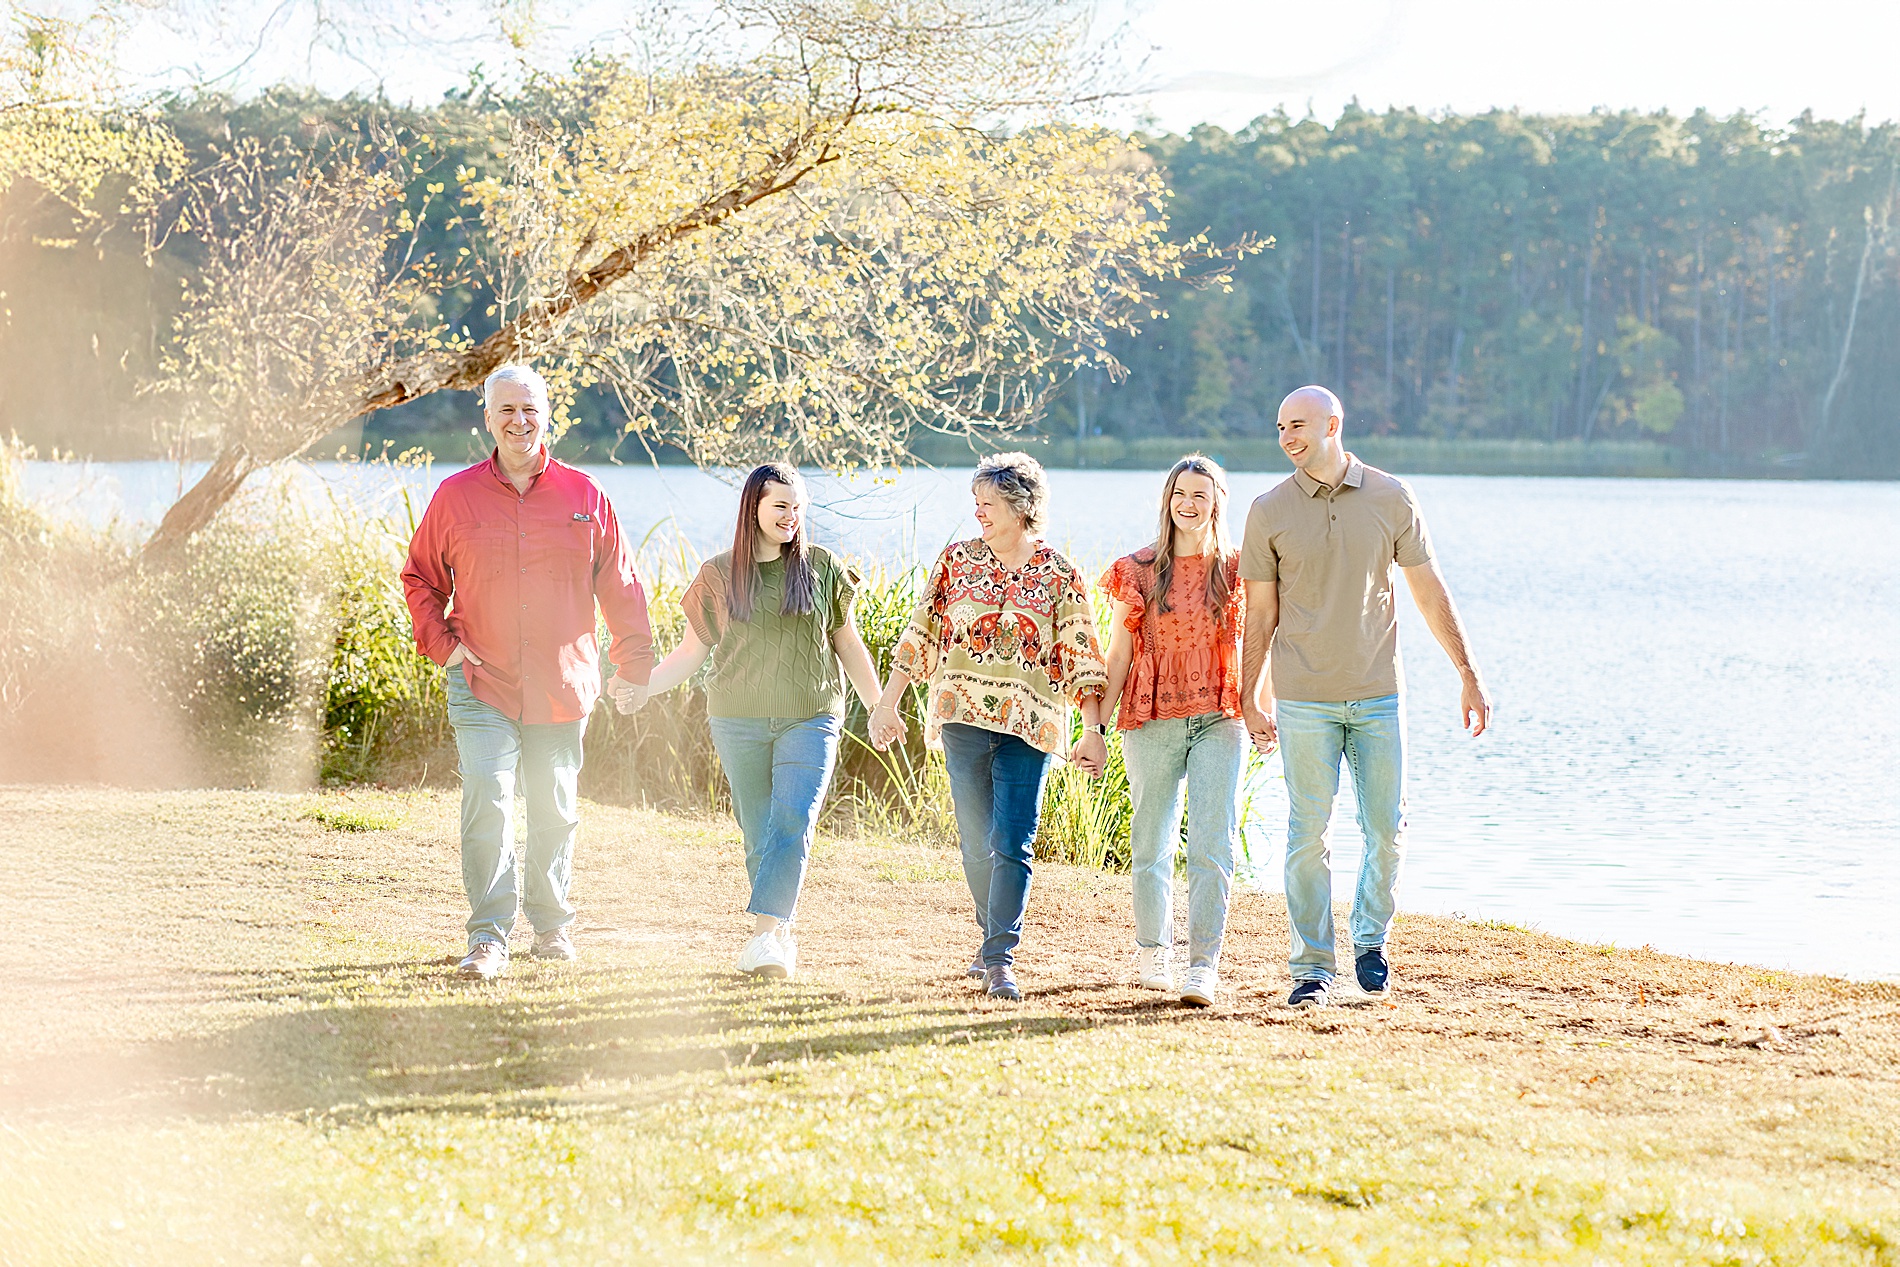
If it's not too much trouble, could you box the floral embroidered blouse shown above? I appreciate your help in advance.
[893,539,1108,757]
[1100,548,1244,729]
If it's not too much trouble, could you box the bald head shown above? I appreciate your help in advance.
[1280,385,1342,424]
[1276,384,1348,481]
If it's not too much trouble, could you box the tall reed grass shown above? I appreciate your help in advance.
[0,447,1272,872]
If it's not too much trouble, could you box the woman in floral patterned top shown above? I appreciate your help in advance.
[871,453,1108,1001]
[1100,456,1248,1010]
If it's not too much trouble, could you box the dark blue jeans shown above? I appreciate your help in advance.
[940,722,1054,968]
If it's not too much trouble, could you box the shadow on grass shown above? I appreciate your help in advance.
[4,958,1108,1123]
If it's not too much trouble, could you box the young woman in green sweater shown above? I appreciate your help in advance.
[646,464,894,978]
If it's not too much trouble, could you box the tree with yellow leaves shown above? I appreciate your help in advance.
[0,3,179,229]
[143,0,1224,553]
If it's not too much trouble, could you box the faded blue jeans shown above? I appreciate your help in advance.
[940,722,1054,968]
[446,664,587,950]
[707,714,842,922]
[1122,712,1247,970]
[1277,694,1406,984]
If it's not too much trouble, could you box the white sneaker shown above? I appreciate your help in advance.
[737,929,792,979]
[776,923,799,976]
[1180,965,1219,1008]
[1136,945,1173,991]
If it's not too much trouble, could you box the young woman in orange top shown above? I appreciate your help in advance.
[1100,456,1247,1008]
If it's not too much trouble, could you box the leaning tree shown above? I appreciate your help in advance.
[143,0,1219,555]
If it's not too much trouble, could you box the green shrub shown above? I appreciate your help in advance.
[4,445,1281,875]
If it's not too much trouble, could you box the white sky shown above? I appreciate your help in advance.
[112,0,1900,132]
[1107,0,1900,133]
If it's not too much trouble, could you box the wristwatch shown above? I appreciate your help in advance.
[1086,723,1108,737]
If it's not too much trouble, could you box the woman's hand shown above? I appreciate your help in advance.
[869,702,908,750]
[1071,729,1108,779]
[605,675,648,715]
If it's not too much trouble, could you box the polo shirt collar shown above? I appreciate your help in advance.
[486,445,552,489]
[1293,452,1365,497]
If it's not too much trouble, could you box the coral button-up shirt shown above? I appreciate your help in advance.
[401,448,653,724]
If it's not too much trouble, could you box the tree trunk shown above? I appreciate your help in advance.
[138,119,846,556]
[141,447,258,560]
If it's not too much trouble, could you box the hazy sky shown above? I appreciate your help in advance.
[120,0,1900,132]
[1109,0,1900,133]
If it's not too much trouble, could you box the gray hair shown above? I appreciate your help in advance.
[482,364,550,410]
[971,451,1049,535]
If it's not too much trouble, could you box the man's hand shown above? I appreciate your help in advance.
[445,644,482,669]
[1461,674,1493,738]
[1071,729,1108,779]
[605,674,648,715]
[1244,700,1278,755]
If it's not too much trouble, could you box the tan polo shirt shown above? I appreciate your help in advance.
[1239,454,1435,702]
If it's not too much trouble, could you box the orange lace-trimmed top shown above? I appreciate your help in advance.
[1100,548,1244,730]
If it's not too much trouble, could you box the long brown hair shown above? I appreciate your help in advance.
[1147,454,1236,623]
[727,463,816,623]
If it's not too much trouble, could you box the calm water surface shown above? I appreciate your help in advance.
[24,460,1900,979]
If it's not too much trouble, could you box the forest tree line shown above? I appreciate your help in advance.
[4,95,1898,475]
[1085,106,1900,475]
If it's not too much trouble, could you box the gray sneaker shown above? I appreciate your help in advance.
[532,926,577,961]
[457,940,508,981]
[966,949,986,980]
[984,964,1022,1001]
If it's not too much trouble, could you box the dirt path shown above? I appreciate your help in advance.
[2,785,1896,1262]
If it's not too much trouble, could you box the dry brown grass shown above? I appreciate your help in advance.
[0,785,1895,1263]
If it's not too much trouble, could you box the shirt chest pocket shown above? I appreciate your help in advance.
[522,517,596,584]
[452,526,518,582]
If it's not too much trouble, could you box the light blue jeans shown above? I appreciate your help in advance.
[707,714,842,922]
[1122,713,1246,969]
[1277,694,1406,984]
[446,665,587,950]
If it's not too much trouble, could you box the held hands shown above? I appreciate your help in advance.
[868,702,908,750]
[1244,700,1278,756]
[1071,729,1108,779]
[605,674,649,716]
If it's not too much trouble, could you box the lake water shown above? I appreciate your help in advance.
[21,459,1900,981]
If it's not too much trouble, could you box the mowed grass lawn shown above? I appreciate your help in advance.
[0,787,1896,1265]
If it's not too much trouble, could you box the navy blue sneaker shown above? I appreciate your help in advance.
[1287,979,1329,1009]
[1354,946,1390,997]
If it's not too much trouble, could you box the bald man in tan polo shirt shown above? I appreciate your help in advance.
[1239,385,1493,1009]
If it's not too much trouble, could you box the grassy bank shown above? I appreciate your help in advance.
[0,450,1142,868]
[3,786,1896,1264]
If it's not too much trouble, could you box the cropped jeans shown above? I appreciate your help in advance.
[707,714,842,922]
[1277,693,1406,984]
[1121,712,1247,970]
[446,664,587,950]
[940,722,1054,968]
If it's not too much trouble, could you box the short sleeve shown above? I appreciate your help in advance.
[1238,496,1279,582]
[826,553,862,635]
[1101,556,1148,617]
[1392,482,1436,569]
[682,561,725,647]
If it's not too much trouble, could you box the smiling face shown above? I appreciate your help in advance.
[1168,470,1219,545]
[755,480,802,552]
[972,483,1023,543]
[1276,389,1343,474]
[484,379,549,466]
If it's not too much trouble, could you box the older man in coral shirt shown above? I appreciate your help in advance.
[402,365,653,980]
